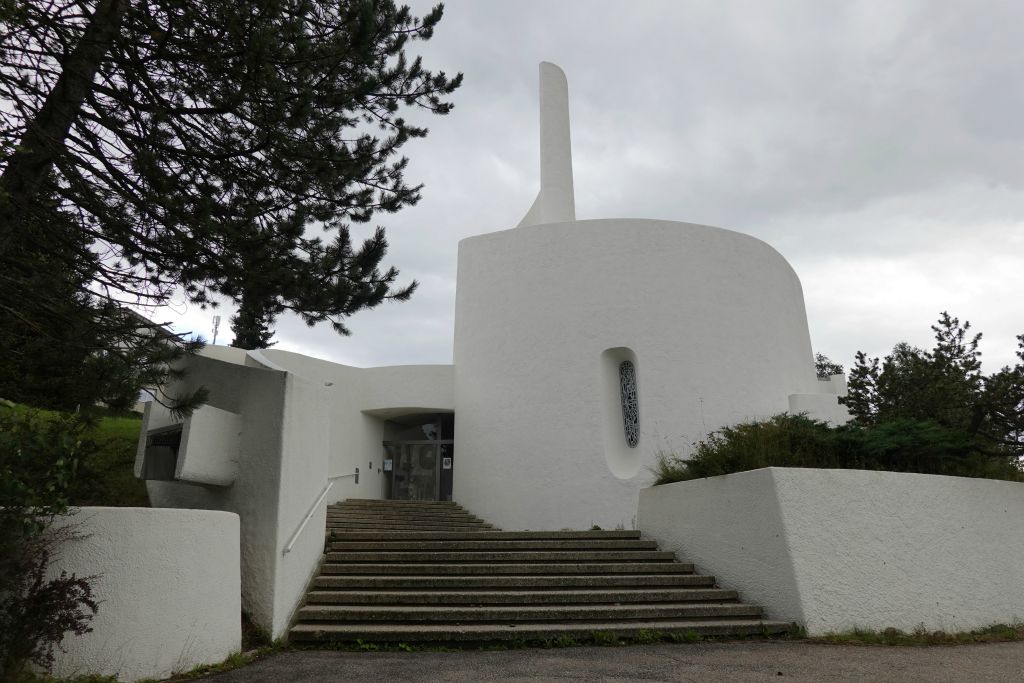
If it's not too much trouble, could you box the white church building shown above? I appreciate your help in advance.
[134,62,849,638]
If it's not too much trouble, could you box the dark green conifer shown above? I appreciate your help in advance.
[0,0,461,394]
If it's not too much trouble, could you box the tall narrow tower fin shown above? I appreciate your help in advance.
[518,62,576,227]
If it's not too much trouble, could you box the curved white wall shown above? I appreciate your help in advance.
[46,507,241,682]
[454,218,821,530]
[639,468,1024,634]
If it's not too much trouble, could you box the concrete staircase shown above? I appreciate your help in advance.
[290,499,790,643]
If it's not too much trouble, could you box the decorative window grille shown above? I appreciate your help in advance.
[618,360,639,448]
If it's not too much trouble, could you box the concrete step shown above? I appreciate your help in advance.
[324,551,675,563]
[328,531,638,541]
[326,514,487,523]
[289,619,792,643]
[320,562,695,576]
[323,524,491,532]
[329,513,476,519]
[313,574,717,590]
[327,539,659,551]
[327,507,483,516]
[337,499,462,505]
[295,499,790,645]
[327,501,464,507]
[330,503,475,510]
[326,518,491,525]
[326,519,492,527]
[331,507,468,511]
[304,588,739,605]
[325,524,495,532]
[297,603,762,623]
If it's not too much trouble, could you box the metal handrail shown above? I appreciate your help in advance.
[282,467,359,555]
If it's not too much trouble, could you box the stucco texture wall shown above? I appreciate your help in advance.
[142,350,453,637]
[454,218,825,531]
[270,372,330,636]
[638,468,1024,634]
[46,507,240,682]
[262,349,454,504]
[144,354,293,637]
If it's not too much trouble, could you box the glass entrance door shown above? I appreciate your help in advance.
[381,414,454,501]
[383,441,441,501]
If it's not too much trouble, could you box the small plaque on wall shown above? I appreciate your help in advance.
[442,457,452,470]
[383,459,393,472]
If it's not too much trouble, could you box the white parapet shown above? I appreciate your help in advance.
[638,468,1024,634]
[46,507,241,682]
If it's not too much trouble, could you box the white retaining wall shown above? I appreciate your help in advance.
[46,507,240,682]
[638,467,1024,634]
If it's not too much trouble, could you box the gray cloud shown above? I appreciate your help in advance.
[165,0,1024,372]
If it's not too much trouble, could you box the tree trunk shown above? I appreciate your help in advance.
[0,0,128,241]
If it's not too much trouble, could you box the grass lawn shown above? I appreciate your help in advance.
[2,401,149,507]
[74,409,149,507]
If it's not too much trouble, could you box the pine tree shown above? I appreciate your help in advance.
[0,187,203,411]
[0,0,460,401]
[814,353,844,379]
[842,312,1023,460]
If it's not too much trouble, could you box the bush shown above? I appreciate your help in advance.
[0,527,98,680]
[654,414,1024,485]
[1,403,147,507]
[0,404,100,679]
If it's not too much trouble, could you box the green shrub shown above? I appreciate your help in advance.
[654,414,1023,485]
[655,414,841,484]
[0,402,147,507]
[0,405,99,679]
[855,419,1019,478]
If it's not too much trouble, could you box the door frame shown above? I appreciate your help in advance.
[382,439,454,501]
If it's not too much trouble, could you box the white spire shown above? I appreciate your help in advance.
[518,62,576,227]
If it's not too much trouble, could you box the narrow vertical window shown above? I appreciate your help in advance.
[619,360,639,448]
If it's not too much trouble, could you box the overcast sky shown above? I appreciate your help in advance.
[163,0,1024,373]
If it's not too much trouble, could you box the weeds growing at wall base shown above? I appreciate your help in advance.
[813,623,1024,646]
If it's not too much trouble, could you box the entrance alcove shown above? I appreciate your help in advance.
[379,412,454,501]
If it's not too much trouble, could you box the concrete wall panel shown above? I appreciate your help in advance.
[639,468,1024,634]
[47,507,240,682]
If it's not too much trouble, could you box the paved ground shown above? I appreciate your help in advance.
[198,640,1024,682]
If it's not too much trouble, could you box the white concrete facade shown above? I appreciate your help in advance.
[453,217,832,531]
[137,348,453,637]
[639,468,1024,634]
[133,61,849,637]
[46,508,240,682]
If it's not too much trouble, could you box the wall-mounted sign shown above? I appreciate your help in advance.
[442,457,452,470]
[383,459,393,472]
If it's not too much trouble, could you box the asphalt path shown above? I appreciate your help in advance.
[197,640,1024,682]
